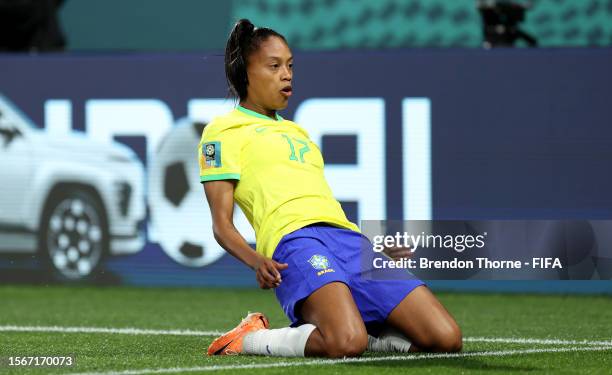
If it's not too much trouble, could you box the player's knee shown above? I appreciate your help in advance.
[415,322,462,353]
[323,330,367,358]
[432,324,462,352]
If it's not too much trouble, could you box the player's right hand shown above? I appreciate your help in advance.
[254,257,288,289]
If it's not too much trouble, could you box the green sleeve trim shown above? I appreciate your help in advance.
[200,173,241,182]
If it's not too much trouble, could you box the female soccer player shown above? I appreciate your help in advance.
[200,19,461,358]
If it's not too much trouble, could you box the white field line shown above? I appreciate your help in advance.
[2,325,612,347]
[463,336,612,347]
[66,346,612,375]
[0,325,223,337]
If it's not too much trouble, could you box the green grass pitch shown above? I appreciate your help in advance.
[1,285,611,374]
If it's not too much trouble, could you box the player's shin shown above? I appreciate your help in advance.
[242,324,317,357]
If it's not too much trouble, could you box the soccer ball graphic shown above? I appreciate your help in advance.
[205,144,215,157]
[148,118,225,267]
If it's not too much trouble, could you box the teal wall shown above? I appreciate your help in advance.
[59,0,612,51]
[59,0,231,50]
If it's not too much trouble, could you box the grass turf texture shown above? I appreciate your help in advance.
[0,285,611,374]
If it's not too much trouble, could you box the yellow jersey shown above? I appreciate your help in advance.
[198,106,359,258]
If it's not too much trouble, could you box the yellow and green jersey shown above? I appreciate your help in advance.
[198,106,359,258]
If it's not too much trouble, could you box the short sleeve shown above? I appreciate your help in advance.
[198,127,244,183]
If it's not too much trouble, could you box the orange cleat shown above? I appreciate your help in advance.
[207,312,269,355]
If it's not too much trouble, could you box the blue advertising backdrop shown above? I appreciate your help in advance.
[1,49,611,291]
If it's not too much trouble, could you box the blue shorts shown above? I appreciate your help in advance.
[272,224,425,331]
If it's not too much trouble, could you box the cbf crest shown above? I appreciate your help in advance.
[308,254,335,276]
[308,254,329,270]
[202,141,221,168]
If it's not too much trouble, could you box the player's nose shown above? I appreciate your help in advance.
[281,66,292,81]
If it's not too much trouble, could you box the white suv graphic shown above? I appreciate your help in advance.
[0,95,145,280]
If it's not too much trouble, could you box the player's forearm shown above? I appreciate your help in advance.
[212,221,262,269]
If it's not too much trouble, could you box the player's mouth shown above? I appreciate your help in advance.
[280,85,292,97]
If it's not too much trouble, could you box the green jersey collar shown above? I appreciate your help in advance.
[237,105,283,121]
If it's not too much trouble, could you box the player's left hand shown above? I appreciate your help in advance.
[254,257,288,289]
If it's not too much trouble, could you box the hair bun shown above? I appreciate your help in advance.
[235,19,255,45]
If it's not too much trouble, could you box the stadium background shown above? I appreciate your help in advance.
[1,2,612,374]
[59,0,612,50]
[1,0,612,292]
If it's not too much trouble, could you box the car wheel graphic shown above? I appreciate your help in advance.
[39,189,108,280]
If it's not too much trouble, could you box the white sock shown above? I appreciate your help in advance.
[242,324,317,357]
[367,326,411,353]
